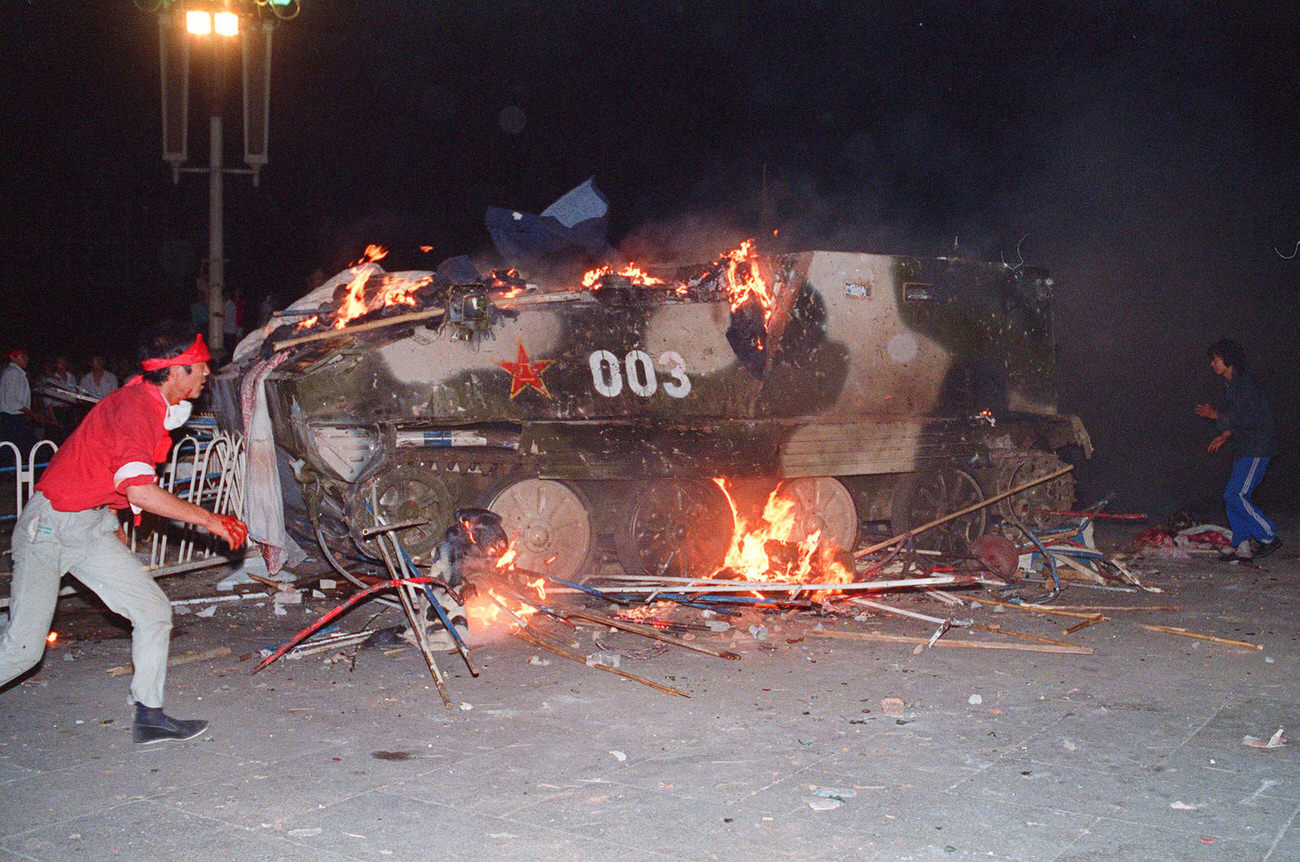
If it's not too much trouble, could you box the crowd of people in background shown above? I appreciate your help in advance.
[1,269,320,459]
[0,284,268,456]
[0,350,136,453]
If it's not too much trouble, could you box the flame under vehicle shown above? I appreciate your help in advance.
[214,247,1090,580]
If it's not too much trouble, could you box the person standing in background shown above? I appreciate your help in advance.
[222,293,240,347]
[0,349,36,453]
[80,355,119,400]
[189,285,208,335]
[1195,338,1281,562]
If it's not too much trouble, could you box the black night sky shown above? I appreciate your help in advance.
[2,1,1297,516]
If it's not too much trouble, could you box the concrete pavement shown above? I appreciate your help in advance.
[1,523,1297,861]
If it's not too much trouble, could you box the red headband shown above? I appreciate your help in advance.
[140,334,211,371]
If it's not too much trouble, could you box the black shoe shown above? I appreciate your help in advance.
[1255,537,1283,559]
[133,713,210,745]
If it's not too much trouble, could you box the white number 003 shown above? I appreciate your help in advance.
[588,350,691,399]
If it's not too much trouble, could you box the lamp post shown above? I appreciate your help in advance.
[192,10,237,353]
[156,2,285,354]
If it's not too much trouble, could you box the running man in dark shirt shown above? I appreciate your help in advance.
[1195,338,1280,562]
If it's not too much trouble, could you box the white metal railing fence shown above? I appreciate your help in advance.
[131,430,247,573]
[3,430,246,575]
[1,439,58,520]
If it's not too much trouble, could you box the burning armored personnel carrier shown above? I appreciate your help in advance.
[214,244,1090,580]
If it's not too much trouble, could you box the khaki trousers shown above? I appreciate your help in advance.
[0,492,172,707]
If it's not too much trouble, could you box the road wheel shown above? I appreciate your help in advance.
[347,458,461,562]
[485,478,596,582]
[345,455,501,564]
[992,454,1075,529]
[774,477,859,552]
[891,468,986,554]
[614,479,735,577]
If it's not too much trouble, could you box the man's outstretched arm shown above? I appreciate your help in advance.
[124,483,248,549]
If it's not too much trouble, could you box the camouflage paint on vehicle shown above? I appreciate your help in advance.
[215,250,1088,576]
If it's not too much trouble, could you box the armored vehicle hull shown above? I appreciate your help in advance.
[215,250,1090,578]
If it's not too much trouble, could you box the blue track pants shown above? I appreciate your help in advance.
[1224,457,1276,547]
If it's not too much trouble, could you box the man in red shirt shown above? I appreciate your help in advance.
[0,328,248,744]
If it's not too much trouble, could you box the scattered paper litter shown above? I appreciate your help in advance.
[1242,728,1286,749]
[196,604,217,618]
[881,697,905,716]
[610,750,627,762]
[807,797,841,811]
[1170,801,1203,811]
[968,694,983,706]
[287,827,322,838]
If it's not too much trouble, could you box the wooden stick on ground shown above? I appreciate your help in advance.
[1064,614,1107,635]
[969,624,1082,649]
[1032,605,1180,612]
[563,609,740,661]
[107,646,232,677]
[965,596,1102,620]
[850,597,954,625]
[1139,624,1263,650]
[850,598,1082,648]
[512,628,689,697]
[246,572,293,591]
[924,588,967,607]
[854,464,1074,558]
[809,630,1093,655]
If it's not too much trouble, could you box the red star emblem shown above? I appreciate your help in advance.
[498,339,553,399]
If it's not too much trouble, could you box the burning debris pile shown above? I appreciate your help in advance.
[251,237,779,358]
[243,464,1241,707]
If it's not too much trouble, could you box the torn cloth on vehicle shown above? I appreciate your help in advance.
[239,352,306,575]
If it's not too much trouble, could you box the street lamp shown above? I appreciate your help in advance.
[151,1,296,353]
[185,10,213,34]
[187,7,238,355]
